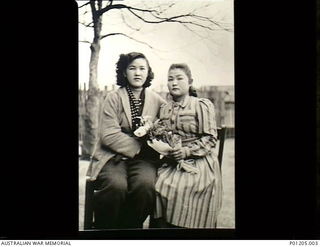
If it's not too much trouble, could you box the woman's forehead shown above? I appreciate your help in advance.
[168,68,187,76]
[128,58,147,66]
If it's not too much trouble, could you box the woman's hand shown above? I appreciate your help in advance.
[147,139,172,156]
[169,146,188,161]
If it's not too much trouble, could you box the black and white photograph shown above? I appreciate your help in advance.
[78,0,234,233]
[2,0,318,242]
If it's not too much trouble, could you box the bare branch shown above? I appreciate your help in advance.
[121,10,141,32]
[190,14,233,32]
[98,4,128,15]
[100,32,170,61]
[79,21,94,28]
[90,1,97,14]
[190,2,212,14]
[126,8,232,33]
[182,24,218,56]
[90,2,233,33]
[184,48,208,67]
[119,3,233,33]
[97,0,102,10]
[157,2,177,15]
[79,40,91,44]
[97,4,158,16]
[127,9,187,24]
[78,2,90,8]
[100,32,167,52]
[140,2,177,15]
[90,0,103,40]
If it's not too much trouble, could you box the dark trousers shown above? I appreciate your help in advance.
[92,156,157,229]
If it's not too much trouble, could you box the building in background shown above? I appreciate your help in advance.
[197,85,234,138]
[79,83,235,149]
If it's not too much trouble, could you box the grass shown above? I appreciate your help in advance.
[78,138,235,230]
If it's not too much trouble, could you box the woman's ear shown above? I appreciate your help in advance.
[189,79,193,85]
[123,71,127,77]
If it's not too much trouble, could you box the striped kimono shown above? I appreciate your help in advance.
[154,95,223,228]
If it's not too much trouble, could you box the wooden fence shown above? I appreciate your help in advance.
[79,84,235,142]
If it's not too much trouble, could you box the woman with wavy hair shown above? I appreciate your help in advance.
[86,52,166,229]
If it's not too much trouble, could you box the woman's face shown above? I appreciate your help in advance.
[167,68,191,100]
[125,58,148,88]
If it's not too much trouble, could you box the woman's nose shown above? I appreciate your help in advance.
[135,69,141,75]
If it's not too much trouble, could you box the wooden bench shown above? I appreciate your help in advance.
[83,125,227,230]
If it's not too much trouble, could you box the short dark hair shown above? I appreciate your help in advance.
[168,63,197,97]
[115,52,154,87]
[168,63,193,83]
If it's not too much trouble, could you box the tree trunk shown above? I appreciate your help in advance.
[82,1,103,159]
[82,41,101,159]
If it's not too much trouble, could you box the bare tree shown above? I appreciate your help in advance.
[78,0,233,159]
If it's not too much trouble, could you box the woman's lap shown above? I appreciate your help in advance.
[155,154,221,228]
[93,157,158,229]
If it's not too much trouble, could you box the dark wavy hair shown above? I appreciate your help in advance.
[115,52,154,88]
[168,63,197,97]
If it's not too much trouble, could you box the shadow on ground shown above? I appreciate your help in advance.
[78,138,235,230]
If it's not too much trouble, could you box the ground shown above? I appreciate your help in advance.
[78,138,235,230]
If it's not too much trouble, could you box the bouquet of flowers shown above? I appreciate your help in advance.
[134,117,179,155]
[134,116,198,174]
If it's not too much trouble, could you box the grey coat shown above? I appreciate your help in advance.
[86,87,166,181]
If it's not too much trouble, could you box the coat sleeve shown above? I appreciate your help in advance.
[185,98,218,158]
[156,93,167,119]
[99,92,141,158]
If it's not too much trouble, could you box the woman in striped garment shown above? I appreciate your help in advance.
[152,63,223,228]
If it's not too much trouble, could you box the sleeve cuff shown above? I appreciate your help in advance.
[127,143,142,158]
[184,146,191,158]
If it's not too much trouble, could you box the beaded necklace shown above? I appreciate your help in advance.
[126,85,145,131]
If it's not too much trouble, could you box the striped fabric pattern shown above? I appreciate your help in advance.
[154,95,223,228]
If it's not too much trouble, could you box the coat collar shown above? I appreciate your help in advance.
[118,87,131,129]
[179,94,191,108]
[118,87,151,130]
[169,94,191,109]
[141,88,150,116]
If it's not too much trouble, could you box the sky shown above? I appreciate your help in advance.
[77,0,234,92]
